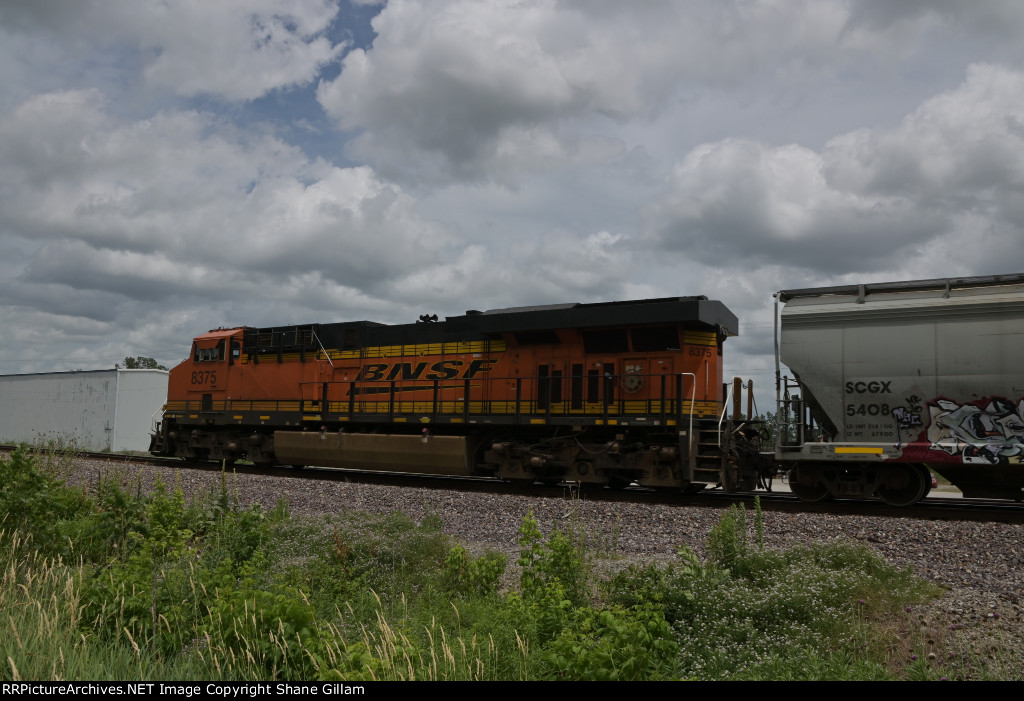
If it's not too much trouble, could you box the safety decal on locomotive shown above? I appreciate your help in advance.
[621,363,644,393]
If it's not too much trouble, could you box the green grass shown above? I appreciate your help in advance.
[0,447,1012,681]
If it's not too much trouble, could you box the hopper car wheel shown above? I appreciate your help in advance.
[920,476,932,499]
[788,467,832,503]
[876,465,928,507]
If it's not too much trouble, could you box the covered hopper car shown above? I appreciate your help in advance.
[776,273,1024,505]
[150,297,768,493]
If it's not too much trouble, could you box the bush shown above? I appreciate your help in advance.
[443,545,506,597]
[541,604,678,680]
[517,510,587,607]
[0,447,91,552]
[608,499,940,680]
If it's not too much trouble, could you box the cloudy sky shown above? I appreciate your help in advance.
[3,0,1024,410]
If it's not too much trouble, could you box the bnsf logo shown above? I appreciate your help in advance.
[357,359,499,382]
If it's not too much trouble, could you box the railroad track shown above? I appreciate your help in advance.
[4,444,1021,524]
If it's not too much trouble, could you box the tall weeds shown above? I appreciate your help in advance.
[0,451,990,681]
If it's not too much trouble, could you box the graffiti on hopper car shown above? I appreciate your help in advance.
[926,397,1024,464]
[892,406,922,431]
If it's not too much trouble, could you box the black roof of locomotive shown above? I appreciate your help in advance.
[245,296,738,352]
[444,296,737,335]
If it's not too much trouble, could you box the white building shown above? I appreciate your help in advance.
[0,369,168,452]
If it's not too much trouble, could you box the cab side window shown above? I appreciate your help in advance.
[194,340,226,362]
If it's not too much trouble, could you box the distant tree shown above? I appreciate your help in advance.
[750,410,800,450]
[749,411,781,450]
[118,356,168,370]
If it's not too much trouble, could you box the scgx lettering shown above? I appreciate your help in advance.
[844,380,892,394]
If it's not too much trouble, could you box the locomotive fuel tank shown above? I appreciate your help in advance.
[777,273,1024,503]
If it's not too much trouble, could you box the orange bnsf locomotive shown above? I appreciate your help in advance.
[150,297,766,492]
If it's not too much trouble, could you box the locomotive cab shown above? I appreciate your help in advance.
[151,327,246,460]
[178,328,244,407]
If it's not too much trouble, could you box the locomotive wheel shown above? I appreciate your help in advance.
[606,476,632,490]
[876,464,928,507]
[788,467,832,503]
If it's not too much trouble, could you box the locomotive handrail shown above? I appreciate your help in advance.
[151,406,165,433]
[678,372,696,449]
[719,383,733,447]
[311,328,334,369]
[196,372,718,423]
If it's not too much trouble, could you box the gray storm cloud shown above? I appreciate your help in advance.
[648,63,1024,275]
[2,0,1024,399]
